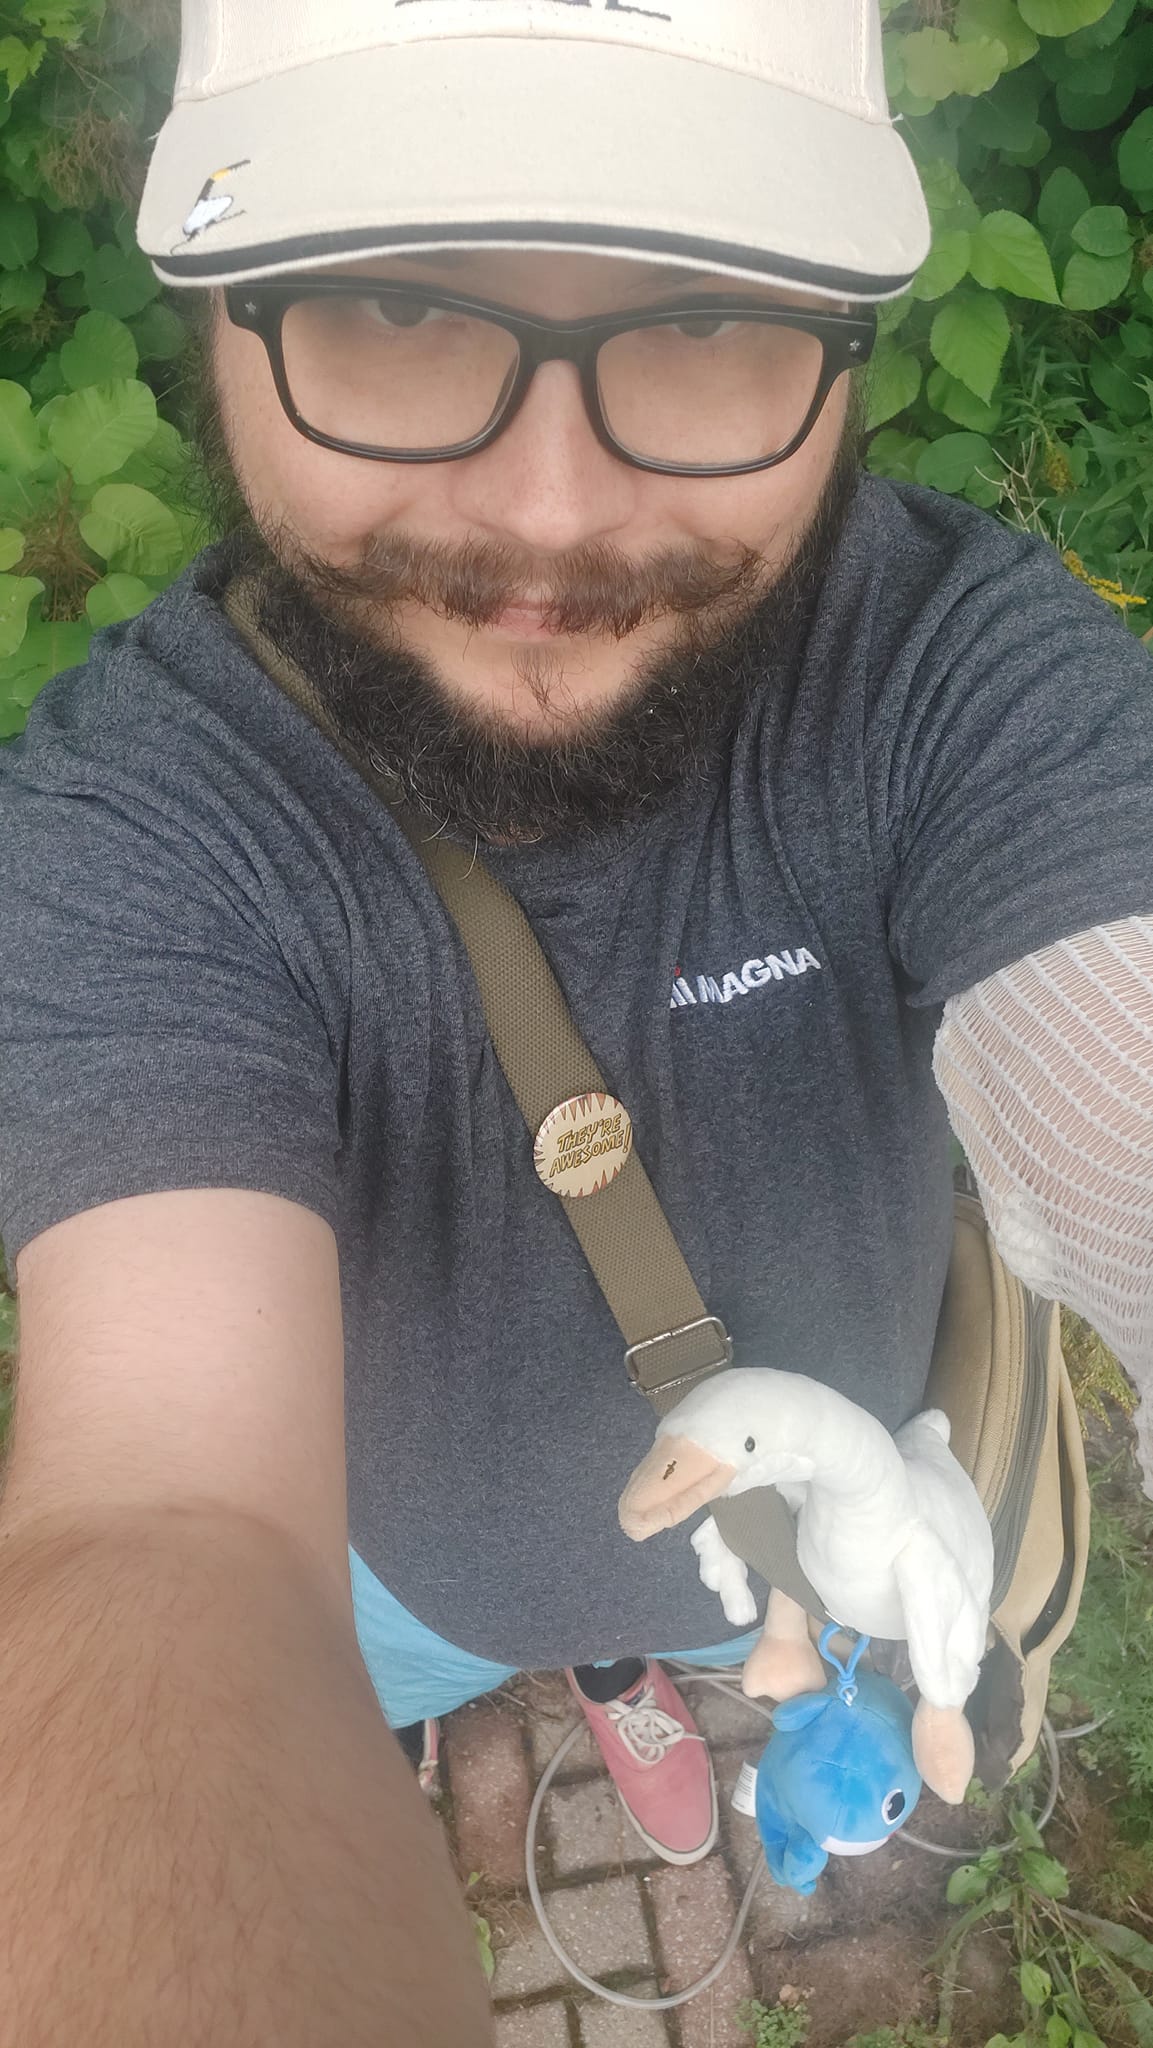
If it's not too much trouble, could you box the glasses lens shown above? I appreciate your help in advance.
[597,316,824,468]
[280,293,521,452]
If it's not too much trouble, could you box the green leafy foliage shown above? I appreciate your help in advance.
[737,1998,811,2048]
[0,1,201,744]
[1053,1480,1153,1836]
[935,1818,1153,2048]
[869,3,1153,632]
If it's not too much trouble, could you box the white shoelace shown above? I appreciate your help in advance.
[604,1683,703,1766]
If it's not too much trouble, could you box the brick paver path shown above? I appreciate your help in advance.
[432,1666,1000,2046]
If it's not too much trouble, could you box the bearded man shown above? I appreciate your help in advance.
[0,3,1151,2042]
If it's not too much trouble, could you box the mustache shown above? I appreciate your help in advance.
[280,531,768,641]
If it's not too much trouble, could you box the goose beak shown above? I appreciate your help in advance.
[618,1435,737,1541]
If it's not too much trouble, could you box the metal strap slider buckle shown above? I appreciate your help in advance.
[624,1314,733,1397]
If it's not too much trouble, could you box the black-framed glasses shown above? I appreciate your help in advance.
[225,279,875,479]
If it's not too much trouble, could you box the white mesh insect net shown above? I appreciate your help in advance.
[933,915,1153,1497]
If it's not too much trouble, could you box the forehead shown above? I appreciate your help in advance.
[306,246,840,317]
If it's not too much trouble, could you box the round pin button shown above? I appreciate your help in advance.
[534,1092,634,1199]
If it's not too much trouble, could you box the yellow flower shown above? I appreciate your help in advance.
[1061,549,1147,612]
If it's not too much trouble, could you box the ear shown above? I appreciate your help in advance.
[772,1692,829,1733]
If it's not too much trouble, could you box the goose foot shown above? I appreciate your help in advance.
[741,1588,826,1702]
[913,1699,975,1805]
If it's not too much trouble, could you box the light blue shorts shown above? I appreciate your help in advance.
[350,1549,761,1726]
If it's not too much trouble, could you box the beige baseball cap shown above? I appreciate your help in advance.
[137,0,930,304]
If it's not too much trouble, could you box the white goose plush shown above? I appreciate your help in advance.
[618,1367,995,1804]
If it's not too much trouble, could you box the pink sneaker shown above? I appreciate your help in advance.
[567,1661,717,1865]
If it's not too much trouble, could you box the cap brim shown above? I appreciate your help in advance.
[138,36,930,303]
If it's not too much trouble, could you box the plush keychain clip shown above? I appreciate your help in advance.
[751,1624,922,1895]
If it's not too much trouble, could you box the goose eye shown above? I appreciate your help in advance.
[744,1436,757,1454]
[882,1790,906,1824]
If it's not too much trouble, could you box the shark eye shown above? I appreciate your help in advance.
[882,1789,907,1825]
[744,1436,757,1454]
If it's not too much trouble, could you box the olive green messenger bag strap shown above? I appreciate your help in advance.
[223,576,821,1614]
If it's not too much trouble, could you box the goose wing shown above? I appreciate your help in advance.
[892,1522,989,1709]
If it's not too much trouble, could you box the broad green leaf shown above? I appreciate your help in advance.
[0,526,23,570]
[968,211,1060,302]
[1071,205,1134,258]
[0,380,43,473]
[865,429,929,483]
[1063,247,1133,309]
[0,617,91,727]
[1018,0,1111,28]
[0,572,41,657]
[1064,1909,1153,1974]
[48,379,159,487]
[0,264,44,313]
[0,196,37,270]
[929,291,1011,401]
[0,33,46,93]
[37,213,94,277]
[946,1861,992,1905]
[918,159,982,232]
[927,365,1002,431]
[916,431,996,493]
[899,26,1008,101]
[1088,351,1147,420]
[1020,1959,1052,2008]
[1057,67,1137,132]
[28,351,65,404]
[912,228,972,301]
[129,300,190,363]
[1047,2018,1073,2048]
[1119,319,1153,360]
[83,244,162,320]
[1037,167,1092,239]
[877,289,915,337]
[1067,0,1138,45]
[1118,108,1153,197]
[79,483,186,578]
[966,69,1042,152]
[866,344,921,428]
[955,0,1039,69]
[60,310,139,391]
[1010,1806,1046,1851]
[85,573,154,630]
[1003,122,1051,169]
[1019,1849,1071,1897]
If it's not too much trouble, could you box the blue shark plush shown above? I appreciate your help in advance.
[753,1627,922,1894]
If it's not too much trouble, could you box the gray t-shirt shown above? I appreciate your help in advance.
[3,476,1153,1667]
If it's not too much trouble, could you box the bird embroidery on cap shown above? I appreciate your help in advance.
[181,161,251,241]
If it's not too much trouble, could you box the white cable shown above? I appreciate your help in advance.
[523,1668,773,2013]
[523,1676,1093,2005]
[900,1714,1060,1859]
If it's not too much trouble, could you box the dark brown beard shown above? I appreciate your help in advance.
[194,329,865,845]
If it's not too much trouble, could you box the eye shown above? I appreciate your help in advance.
[370,297,445,330]
[744,1437,757,1454]
[671,315,738,341]
[882,1790,906,1824]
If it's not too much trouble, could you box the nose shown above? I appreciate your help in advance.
[446,358,641,557]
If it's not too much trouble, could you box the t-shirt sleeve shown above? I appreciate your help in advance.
[873,516,1153,1009]
[0,676,341,1266]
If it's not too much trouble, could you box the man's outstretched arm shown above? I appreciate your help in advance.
[0,1187,492,2047]
[933,913,1153,1495]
